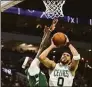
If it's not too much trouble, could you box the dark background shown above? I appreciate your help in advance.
[1,12,92,43]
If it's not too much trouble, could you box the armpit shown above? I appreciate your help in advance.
[69,61,79,76]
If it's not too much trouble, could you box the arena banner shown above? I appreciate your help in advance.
[3,7,92,25]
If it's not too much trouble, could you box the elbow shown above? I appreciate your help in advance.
[39,55,44,60]
[39,54,47,62]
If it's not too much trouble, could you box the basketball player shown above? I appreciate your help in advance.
[39,35,80,87]
[22,57,48,87]
[22,19,58,87]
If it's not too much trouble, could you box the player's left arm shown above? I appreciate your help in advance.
[30,19,58,68]
[27,26,53,75]
[65,35,80,75]
[68,44,80,71]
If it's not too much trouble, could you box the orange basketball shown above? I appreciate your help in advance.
[52,32,66,46]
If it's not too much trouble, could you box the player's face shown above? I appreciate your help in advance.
[60,52,71,65]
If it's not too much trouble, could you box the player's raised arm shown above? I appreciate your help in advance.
[36,18,58,56]
[30,19,58,68]
[65,35,80,73]
[39,39,56,69]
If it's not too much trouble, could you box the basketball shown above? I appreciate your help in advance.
[52,32,66,46]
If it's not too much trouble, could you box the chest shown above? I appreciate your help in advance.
[49,64,72,78]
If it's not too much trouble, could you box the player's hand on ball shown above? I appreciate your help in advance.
[65,35,69,42]
[51,38,57,48]
[64,34,69,45]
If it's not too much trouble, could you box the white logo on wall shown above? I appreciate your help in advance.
[2,68,12,75]
[67,16,79,24]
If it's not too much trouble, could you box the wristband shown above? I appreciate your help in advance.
[73,54,80,60]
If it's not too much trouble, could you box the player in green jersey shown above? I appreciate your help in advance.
[22,19,58,87]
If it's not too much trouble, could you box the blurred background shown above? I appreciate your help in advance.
[1,0,92,87]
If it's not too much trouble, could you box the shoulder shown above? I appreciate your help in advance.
[28,66,40,76]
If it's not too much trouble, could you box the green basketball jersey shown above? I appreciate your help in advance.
[25,69,48,87]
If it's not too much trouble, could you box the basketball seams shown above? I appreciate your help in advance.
[57,33,65,45]
[52,32,66,46]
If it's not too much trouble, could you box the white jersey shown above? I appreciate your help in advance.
[49,63,74,87]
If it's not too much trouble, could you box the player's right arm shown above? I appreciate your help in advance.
[39,39,56,69]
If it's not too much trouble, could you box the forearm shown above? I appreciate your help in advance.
[36,18,58,57]
[68,44,79,56]
[65,35,80,73]
[35,30,51,58]
[68,44,80,72]
[40,30,51,49]
[30,30,51,68]
[39,45,54,59]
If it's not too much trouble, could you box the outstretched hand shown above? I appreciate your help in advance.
[50,18,58,31]
[41,19,58,48]
[51,38,57,48]
[43,19,58,37]
[52,18,58,25]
